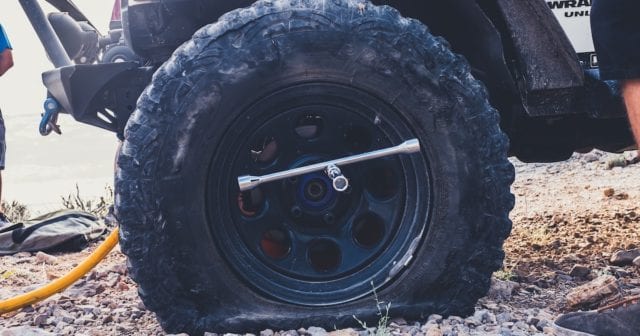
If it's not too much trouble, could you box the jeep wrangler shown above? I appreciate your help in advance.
[20,0,629,334]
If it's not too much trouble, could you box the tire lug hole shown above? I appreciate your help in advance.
[295,115,324,139]
[308,239,341,273]
[352,212,385,248]
[343,124,372,152]
[250,136,278,165]
[237,188,265,217]
[365,162,398,200]
[261,229,291,259]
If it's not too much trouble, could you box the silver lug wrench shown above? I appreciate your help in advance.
[237,138,420,192]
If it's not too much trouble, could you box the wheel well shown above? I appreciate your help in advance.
[372,0,520,118]
[123,0,519,109]
[123,0,584,120]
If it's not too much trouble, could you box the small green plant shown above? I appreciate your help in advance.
[494,257,521,281]
[494,268,515,281]
[353,281,392,336]
[61,184,114,218]
[530,225,553,246]
[1,200,31,222]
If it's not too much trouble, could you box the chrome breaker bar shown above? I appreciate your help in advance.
[237,138,420,192]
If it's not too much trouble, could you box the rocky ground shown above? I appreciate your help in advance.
[1,150,640,336]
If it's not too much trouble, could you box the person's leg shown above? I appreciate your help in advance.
[623,79,640,148]
[0,108,8,225]
[0,171,3,209]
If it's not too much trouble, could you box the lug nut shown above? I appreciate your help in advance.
[326,164,349,192]
[290,206,302,218]
[332,176,348,192]
[323,213,335,224]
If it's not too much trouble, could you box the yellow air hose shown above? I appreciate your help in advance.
[0,228,119,314]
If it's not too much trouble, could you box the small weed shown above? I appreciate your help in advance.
[61,184,114,218]
[494,257,521,281]
[494,269,514,281]
[530,226,553,246]
[1,200,31,222]
[1,269,15,280]
[353,281,392,336]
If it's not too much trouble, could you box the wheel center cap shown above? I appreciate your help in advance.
[305,179,327,201]
[298,173,335,209]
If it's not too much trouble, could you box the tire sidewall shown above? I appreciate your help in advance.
[155,23,480,314]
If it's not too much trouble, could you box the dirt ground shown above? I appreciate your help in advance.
[504,151,640,311]
[1,150,639,335]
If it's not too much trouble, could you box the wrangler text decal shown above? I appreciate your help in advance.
[547,0,591,17]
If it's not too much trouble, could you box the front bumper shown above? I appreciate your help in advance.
[42,62,153,138]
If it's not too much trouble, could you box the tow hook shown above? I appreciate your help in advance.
[237,138,420,192]
[39,97,62,136]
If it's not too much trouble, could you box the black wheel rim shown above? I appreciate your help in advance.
[208,82,431,305]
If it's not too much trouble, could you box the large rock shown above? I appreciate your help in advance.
[0,327,54,336]
[487,278,520,300]
[422,324,442,336]
[259,330,274,336]
[569,265,591,279]
[306,327,327,336]
[610,249,640,266]
[566,275,619,308]
[35,252,58,265]
[327,328,358,336]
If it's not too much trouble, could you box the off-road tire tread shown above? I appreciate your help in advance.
[115,0,515,334]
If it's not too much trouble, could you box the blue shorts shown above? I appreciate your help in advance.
[591,0,640,80]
